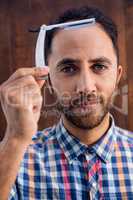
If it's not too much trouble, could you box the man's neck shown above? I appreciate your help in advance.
[62,113,110,146]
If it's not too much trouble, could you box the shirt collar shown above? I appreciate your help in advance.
[55,115,116,164]
[92,116,116,163]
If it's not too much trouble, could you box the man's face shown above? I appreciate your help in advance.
[48,23,122,129]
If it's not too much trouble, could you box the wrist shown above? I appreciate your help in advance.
[1,129,32,150]
[5,125,35,143]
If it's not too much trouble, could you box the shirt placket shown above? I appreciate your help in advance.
[84,152,103,200]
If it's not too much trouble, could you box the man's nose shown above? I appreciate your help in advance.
[75,71,96,94]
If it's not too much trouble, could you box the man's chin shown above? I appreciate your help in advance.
[64,109,108,130]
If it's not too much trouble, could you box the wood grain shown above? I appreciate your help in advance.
[0,0,132,140]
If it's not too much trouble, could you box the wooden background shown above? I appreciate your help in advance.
[0,0,133,139]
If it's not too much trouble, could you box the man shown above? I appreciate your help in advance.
[0,6,133,200]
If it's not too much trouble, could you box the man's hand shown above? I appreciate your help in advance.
[0,67,49,199]
[0,67,49,142]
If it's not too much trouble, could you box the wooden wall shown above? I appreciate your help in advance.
[0,0,132,139]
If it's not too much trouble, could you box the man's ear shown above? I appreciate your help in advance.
[116,65,123,85]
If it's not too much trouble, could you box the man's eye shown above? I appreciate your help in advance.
[92,63,107,72]
[61,66,77,74]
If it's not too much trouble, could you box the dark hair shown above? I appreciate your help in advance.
[45,6,119,65]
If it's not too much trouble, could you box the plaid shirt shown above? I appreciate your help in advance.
[9,116,133,200]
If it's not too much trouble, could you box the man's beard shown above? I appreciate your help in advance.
[56,92,112,130]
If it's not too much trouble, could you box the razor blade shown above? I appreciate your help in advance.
[35,18,95,68]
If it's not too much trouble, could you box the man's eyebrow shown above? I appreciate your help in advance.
[56,56,112,69]
[89,57,112,65]
[56,58,80,69]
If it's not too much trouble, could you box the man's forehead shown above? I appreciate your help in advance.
[48,23,117,67]
[50,23,114,58]
[51,23,110,49]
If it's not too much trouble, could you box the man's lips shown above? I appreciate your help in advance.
[69,100,100,113]
[72,98,100,107]
[82,99,99,105]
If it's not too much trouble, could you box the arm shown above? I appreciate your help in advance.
[0,133,30,199]
[0,67,49,199]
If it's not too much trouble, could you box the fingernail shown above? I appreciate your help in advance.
[42,67,49,71]
[39,66,49,69]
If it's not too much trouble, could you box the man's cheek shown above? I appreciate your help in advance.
[56,91,71,107]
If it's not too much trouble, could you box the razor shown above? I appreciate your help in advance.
[35,18,95,80]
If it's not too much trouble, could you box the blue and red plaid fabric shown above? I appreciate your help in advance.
[9,116,133,200]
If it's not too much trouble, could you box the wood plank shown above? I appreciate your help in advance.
[125,3,133,131]
[0,0,132,140]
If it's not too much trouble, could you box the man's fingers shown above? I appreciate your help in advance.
[6,67,49,83]
[1,67,49,89]
[2,76,43,109]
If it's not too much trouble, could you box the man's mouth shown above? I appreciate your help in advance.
[72,97,100,108]
[70,100,100,114]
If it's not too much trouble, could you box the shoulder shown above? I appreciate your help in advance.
[115,126,133,140]
[23,125,58,157]
[114,126,133,150]
[32,126,57,144]
[15,126,58,189]
[18,124,60,169]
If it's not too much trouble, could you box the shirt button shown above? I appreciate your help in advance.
[92,182,96,187]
